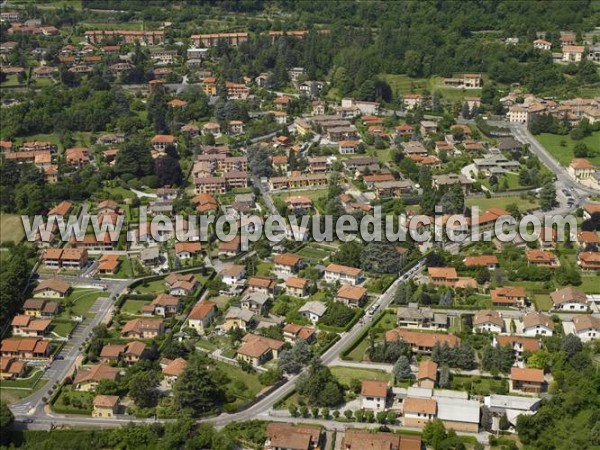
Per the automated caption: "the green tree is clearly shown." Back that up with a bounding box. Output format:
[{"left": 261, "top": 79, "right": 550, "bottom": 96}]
[
  {"left": 539, "top": 183, "right": 556, "bottom": 210},
  {"left": 128, "top": 370, "right": 159, "bottom": 408},
  {"left": 173, "top": 355, "right": 225, "bottom": 416},
  {"left": 393, "top": 355, "right": 412, "bottom": 381}
]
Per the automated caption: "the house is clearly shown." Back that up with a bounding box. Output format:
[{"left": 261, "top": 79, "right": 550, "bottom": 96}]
[
  {"left": 473, "top": 310, "right": 504, "bottom": 334},
  {"left": 341, "top": 430, "right": 421, "bottom": 450},
  {"left": 464, "top": 255, "right": 498, "bottom": 270},
  {"left": 286, "top": 277, "right": 310, "bottom": 297},
  {"left": 562, "top": 45, "right": 585, "bottom": 63},
  {"left": 218, "top": 236, "right": 241, "bottom": 256},
  {"left": 174, "top": 242, "right": 202, "bottom": 260},
  {"left": 164, "top": 273, "right": 199, "bottom": 295},
  {"left": 324, "top": 264, "right": 363, "bottom": 285},
  {"left": 360, "top": 380, "right": 389, "bottom": 412},
  {"left": 192, "top": 193, "right": 218, "bottom": 213},
  {"left": 220, "top": 264, "right": 246, "bottom": 286},
  {"left": 417, "top": 360, "right": 438, "bottom": 389},
  {"left": 65, "top": 147, "right": 91, "bottom": 167},
  {"left": 264, "top": 423, "right": 322, "bottom": 450},
  {"left": 403, "top": 397, "right": 437, "bottom": 427},
  {"left": 240, "top": 292, "right": 270, "bottom": 314},
  {"left": 97, "top": 254, "right": 121, "bottom": 275},
  {"left": 151, "top": 134, "right": 176, "bottom": 152},
  {"left": 22, "top": 299, "right": 60, "bottom": 317},
  {"left": 550, "top": 286, "right": 588, "bottom": 311},
  {"left": 286, "top": 196, "right": 313, "bottom": 215},
  {"left": 33, "top": 278, "right": 71, "bottom": 298},
  {"left": 335, "top": 284, "right": 367, "bottom": 307},
  {"left": 92, "top": 395, "right": 119, "bottom": 418},
  {"left": 385, "top": 329, "right": 460, "bottom": 355},
  {"left": 247, "top": 276, "right": 277, "bottom": 295},
  {"left": 298, "top": 301, "right": 327, "bottom": 324},
  {"left": 121, "top": 319, "right": 164, "bottom": 339},
  {"left": 572, "top": 314, "right": 600, "bottom": 342},
  {"left": 338, "top": 140, "right": 361, "bottom": 155},
  {"left": 162, "top": 357, "right": 186, "bottom": 385},
  {"left": 495, "top": 335, "right": 541, "bottom": 362},
  {"left": 403, "top": 93, "right": 424, "bottom": 110},
  {"left": 396, "top": 304, "right": 448, "bottom": 330},
  {"left": 222, "top": 307, "right": 254, "bottom": 331},
  {"left": 273, "top": 253, "right": 302, "bottom": 275},
  {"left": 432, "top": 173, "right": 473, "bottom": 194},
  {"left": 491, "top": 286, "right": 527, "bottom": 308},
  {"left": 123, "top": 341, "right": 146, "bottom": 365},
  {"left": 0, "top": 357, "right": 27, "bottom": 380},
  {"left": 579, "top": 252, "right": 600, "bottom": 271},
  {"left": 420, "top": 120, "right": 438, "bottom": 135},
  {"left": 236, "top": 334, "right": 284, "bottom": 367},
  {"left": 143, "top": 294, "right": 181, "bottom": 317},
  {"left": 583, "top": 203, "right": 600, "bottom": 220},
  {"left": 99, "top": 344, "right": 126, "bottom": 364},
  {"left": 428, "top": 267, "right": 458, "bottom": 287},
  {"left": 140, "top": 246, "right": 161, "bottom": 266},
  {"left": 577, "top": 231, "right": 600, "bottom": 248},
  {"left": 228, "top": 120, "right": 245, "bottom": 135},
  {"left": 484, "top": 394, "right": 541, "bottom": 431},
  {"left": 0, "top": 338, "right": 51, "bottom": 359},
  {"left": 568, "top": 158, "right": 596, "bottom": 182},
  {"left": 74, "top": 364, "right": 120, "bottom": 391},
  {"left": 11, "top": 315, "right": 51, "bottom": 337},
  {"left": 511, "top": 367, "right": 546, "bottom": 394},
  {"left": 526, "top": 250, "right": 558, "bottom": 268},
  {"left": 282, "top": 324, "right": 316, "bottom": 344},
  {"left": 522, "top": 312, "right": 554, "bottom": 337},
  {"left": 436, "top": 397, "right": 481, "bottom": 433}
]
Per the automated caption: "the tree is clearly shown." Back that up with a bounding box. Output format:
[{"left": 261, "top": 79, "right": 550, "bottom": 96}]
[
  {"left": 154, "top": 155, "right": 183, "bottom": 187},
  {"left": 393, "top": 356, "right": 412, "bottom": 381},
  {"left": 0, "top": 401, "right": 13, "bottom": 442},
  {"left": 332, "top": 240, "right": 362, "bottom": 268},
  {"left": 499, "top": 413, "right": 510, "bottom": 431},
  {"left": 296, "top": 359, "right": 343, "bottom": 407},
  {"left": 561, "top": 334, "right": 582, "bottom": 360},
  {"left": 173, "top": 355, "right": 225, "bottom": 416},
  {"left": 360, "top": 242, "right": 403, "bottom": 274},
  {"left": 539, "top": 183, "right": 556, "bottom": 210},
  {"left": 128, "top": 370, "right": 159, "bottom": 408},
  {"left": 358, "top": 79, "right": 377, "bottom": 101},
  {"left": 422, "top": 419, "right": 447, "bottom": 448},
  {"left": 278, "top": 340, "right": 312, "bottom": 373},
  {"left": 439, "top": 365, "right": 451, "bottom": 388}
]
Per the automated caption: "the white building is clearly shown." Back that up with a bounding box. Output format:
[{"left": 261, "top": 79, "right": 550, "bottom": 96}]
[
  {"left": 473, "top": 310, "right": 504, "bottom": 334},
  {"left": 522, "top": 312, "right": 554, "bottom": 337},
  {"left": 298, "top": 301, "right": 327, "bottom": 324},
  {"left": 572, "top": 315, "right": 600, "bottom": 342},
  {"left": 360, "top": 380, "right": 388, "bottom": 412}
]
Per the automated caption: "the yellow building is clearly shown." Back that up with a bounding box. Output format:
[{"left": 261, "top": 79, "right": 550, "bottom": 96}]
[{"left": 92, "top": 395, "right": 119, "bottom": 418}]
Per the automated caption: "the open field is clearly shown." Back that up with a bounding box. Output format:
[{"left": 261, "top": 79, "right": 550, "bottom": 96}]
[
  {"left": 379, "top": 73, "right": 485, "bottom": 103},
  {"left": 536, "top": 132, "right": 600, "bottom": 166},
  {"left": 272, "top": 189, "right": 329, "bottom": 203},
  {"left": 451, "top": 375, "right": 508, "bottom": 396},
  {"left": 466, "top": 195, "right": 538, "bottom": 212},
  {"left": 60, "top": 288, "right": 105, "bottom": 319},
  {"left": 121, "top": 298, "right": 150, "bottom": 315},
  {"left": 213, "top": 360, "right": 268, "bottom": 408},
  {"left": 293, "top": 245, "right": 332, "bottom": 264},
  {"left": 0, "top": 214, "right": 25, "bottom": 244},
  {"left": 330, "top": 366, "right": 391, "bottom": 387}
]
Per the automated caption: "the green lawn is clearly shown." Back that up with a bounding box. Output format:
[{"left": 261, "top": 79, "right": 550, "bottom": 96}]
[
  {"left": 536, "top": 131, "right": 600, "bottom": 166},
  {"left": 330, "top": 366, "right": 391, "bottom": 387},
  {"left": 0, "top": 368, "right": 44, "bottom": 389},
  {"left": 451, "top": 375, "right": 508, "bottom": 396},
  {"left": 466, "top": 195, "right": 538, "bottom": 212},
  {"left": 50, "top": 320, "right": 77, "bottom": 337},
  {"left": 213, "top": 361, "right": 267, "bottom": 407},
  {"left": 0, "top": 74, "right": 24, "bottom": 87},
  {"left": 60, "top": 289, "right": 105, "bottom": 318},
  {"left": 135, "top": 279, "right": 169, "bottom": 295},
  {"left": 256, "top": 262, "right": 274, "bottom": 276},
  {"left": 18, "top": 133, "right": 63, "bottom": 151},
  {"left": 379, "top": 73, "right": 485, "bottom": 103},
  {"left": 121, "top": 298, "right": 150, "bottom": 315},
  {"left": 578, "top": 276, "right": 600, "bottom": 294},
  {"left": 533, "top": 294, "right": 553, "bottom": 311},
  {"left": 51, "top": 387, "right": 93, "bottom": 415},
  {"left": 102, "top": 185, "right": 137, "bottom": 200},
  {"left": 345, "top": 311, "right": 397, "bottom": 362},
  {"left": 0, "top": 214, "right": 25, "bottom": 244},
  {"left": 272, "top": 189, "right": 329, "bottom": 203},
  {"left": 294, "top": 245, "right": 331, "bottom": 264}
]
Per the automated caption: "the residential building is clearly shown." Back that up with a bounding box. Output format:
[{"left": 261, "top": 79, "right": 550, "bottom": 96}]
[
  {"left": 0, "top": 357, "right": 26, "bottom": 380},
  {"left": 187, "top": 301, "right": 217, "bottom": 335},
  {"left": 282, "top": 324, "right": 316, "bottom": 344},
  {"left": 533, "top": 39, "right": 552, "bottom": 50},
  {"left": 526, "top": 249, "right": 558, "bottom": 268},
  {"left": 0, "top": 338, "right": 51, "bottom": 359},
  {"left": 285, "top": 277, "right": 310, "bottom": 297},
  {"left": 22, "top": 299, "right": 60, "bottom": 317},
  {"left": 33, "top": 278, "right": 70, "bottom": 298},
  {"left": 324, "top": 264, "right": 363, "bottom": 285},
  {"left": 142, "top": 294, "right": 181, "bottom": 317},
  {"left": 236, "top": 334, "right": 284, "bottom": 367},
  {"left": 463, "top": 254, "right": 499, "bottom": 270},
  {"left": 11, "top": 315, "right": 51, "bottom": 337},
  {"left": 428, "top": 267, "right": 458, "bottom": 287},
  {"left": 298, "top": 301, "right": 327, "bottom": 324},
  {"left": 562, "top": 45, "right": 585, "bottom": 62},
  {"left": 121, "top": 319, "right": 164, "bottom": 339},
  {"left": 74, "top": 364, "right": 120, "bottom": 391},
  {"left": 511, "top": 367, "right": 546, "bottom": 394},
  {"left": 264, "top": 423, "right": 322, "bottom": 450},
  {"left": 218, "top": 236, "right": 241, "bottom": 256},
  {"left": 403, "top": 397, "right": 437, "bottom": 427},
  {"left": 550, "top": 286, "right": 588, "bottom": 311},
  {"left": 286, "top": 196, "right": 313, "bottom": 215},
  {"left": 92, "top": 395, "right": 119, "bottom": 418},
  {"left": 385, "top": 329, "right": 460, "bottom": 355},
  {"left": 222, "top": 307, "right": 254, "bottom": 331},
  {"left": 579, "top": 252, "right": 600, "bottom": 271},
  {"left": 360, "top": 380, "right": 389, "bottom": 412},
  {"left": 417, "top": 360, "right": 438, "bottom": 389},
  {"left": 341, "top": 430, "right": 421, "bottom": 450},
  {"left": 572, "top": 314, "right": 600, "bottom": 342},
  {"left": 84, "top": 30, "right": 165, "bottom": 45},
  {"left": 335, "top": 284, "right": 367, "bottom": 307},
  {"left": 174, "top": 242, "right": 202, "bottom": 260},
  {"left": 220, "top": 264, "right": 246, "bottom": 286},
  {"left": 273, "top": 253, "right": 302, "bottom": 275},
  {"left": 432, "top": 173, "right": 473, "bottom": 194},
  {"left": 396, "top": 304, "right": 448, "bottom": 330},
  {"left": 162, "top": 357, "right": 186, "bottom": 385},
  {"left": 484, "top": 394, "right": 541, "bottom": 431},
  {"left": 494, "top": 335, "right": 541, "bottom": 361},
  {"left": 240, "top": 292, "right": 270, "bottom": 314},
  {"left": 568, "top": 158, "right": 596, "bottom": 182},
  {"left": 473, "top": 310, "right": 504, "bottom": 334},
  {"left": 490, "top": 286, "right": 527, "bottom": 308},
  {"left": 522, "top": 312, "right": 554, "bottom": 337}
]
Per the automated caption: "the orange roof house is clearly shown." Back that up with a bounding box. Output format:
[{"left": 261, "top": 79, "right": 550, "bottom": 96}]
[{"left": 385, "top": 328, "right": 460, "bottom": 354}]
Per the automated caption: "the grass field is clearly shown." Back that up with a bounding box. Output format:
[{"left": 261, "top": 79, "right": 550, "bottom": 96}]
[
  {"left": 466, "top": 195, "right": 538, "bottom": 212},
  {"left": 294, "top": 245, "right": 331, "bottom": 264},
  {"left": 330, "top": 366, "right": 391, "bottom": 387},
  {"left": 103, "top": 185, "right": 137, "bottom": 200},
  {"left": 451, "top": 375, "right": 508, "bottom": 396},
  {"left": 536, "top": 131, "right": 600, "bottom": 166},
  {"left": 272, "top": 189, "right": 329, "bottom": 204},
  {"left": 0, "top": 214, "right": 25, "bottom": 244},
  {"left": 60, "top": 288, "right": 105, "bottom": 318},
  {"left": 121, "top": 298, "right": 150, "bottom": 315},
  {"left": 213, "top": 360, "right": 267, "bottom": 408},
  {"left": 533, "top": 294, "right": 553, "bottom": 311},
  {"left": 379, "top": 73, "right": 484, "bottom": 103},
  {"left": 50, "top": 320, "right": 77, "bottom": 337},
  {"left": 345, "top": 311, "right": 397, "bottom": 362}
]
